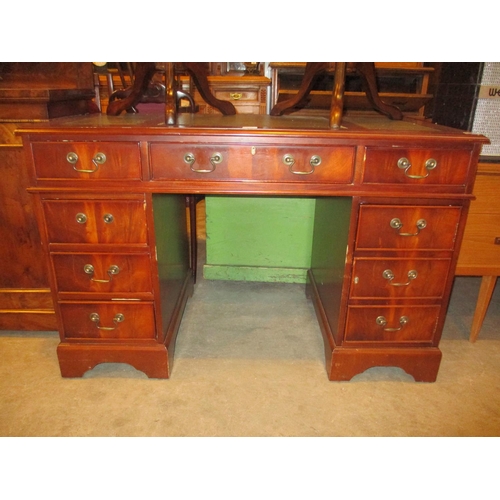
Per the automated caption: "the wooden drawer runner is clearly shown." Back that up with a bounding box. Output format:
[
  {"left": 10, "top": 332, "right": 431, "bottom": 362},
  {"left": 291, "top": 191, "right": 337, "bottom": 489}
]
[
  {"left": 363, "top": 148, "right": 471, "bottom": 185},
  {"left": 356, "top": 205, "right": 462, "bottom": 251},
  {"left": 59, "top": 302, "right": 156, "bottom": 340},
  {"left": 345, "top": 305, "right": 441, "bottom": 343},
  {"left": 43, "top": 199, "right": 148, "bottom": 244},
  {"left": 32, "top": 142, "right": 142, "bottom": 180},
  {"left": 350, "top": 257, "right": 451, "bottom": 299},
  {"left": 52, "top": 252, "right": 153, "bottom": 294},
  {"left": 150, "top": 144, "right": 354, "bottom": 183}
]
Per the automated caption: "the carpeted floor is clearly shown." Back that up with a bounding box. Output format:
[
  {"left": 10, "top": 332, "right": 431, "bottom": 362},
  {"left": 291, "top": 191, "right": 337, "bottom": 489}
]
[{"left": 0, "top": 274, "right": 499, "bottom": 437}]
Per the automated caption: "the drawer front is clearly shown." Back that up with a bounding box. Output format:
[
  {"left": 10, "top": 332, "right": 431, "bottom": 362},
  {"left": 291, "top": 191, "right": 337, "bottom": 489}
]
[
  {"left": 150, "top": 144, "right": 354, "bottom": 183},
  {"left": 32, "top": 142, "right": 142, "bottom": 180},
  {"left": 52, "top": 253, "right": 153, "bottom": 293},
  {"left": 356, "top": 205, "right": 462, "bottom": 251},
  {"left": 457, "top": 214, "right": 500, "bottom": 268},
  {"left": 214, "top": 90, "right": 259, "bottom": 102},
  {"left": 43, "top": 199, "right": 148, "bottom": 244},
  {"left": 363, "top": 148, "right": 471, "bottom": 185},
  {"left": 345, "top": 305, "right": 440, "bottom": 343},
  {"left": 60, "top": 302, "right": 156, "bottom": 340},
  {"left": 350, "top": 257, "right": 451, "bottom": 299}
]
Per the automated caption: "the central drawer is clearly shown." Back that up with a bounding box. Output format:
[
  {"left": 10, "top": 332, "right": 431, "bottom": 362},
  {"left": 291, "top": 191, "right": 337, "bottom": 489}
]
[{"left": 150, "top": 143, "right": 355, "bottom": 183}]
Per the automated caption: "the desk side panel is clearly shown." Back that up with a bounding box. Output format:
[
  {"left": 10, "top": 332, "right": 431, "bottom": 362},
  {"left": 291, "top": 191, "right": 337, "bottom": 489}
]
[
  {"left": 151, "top": 194, "right": 191, "bottom": 345},
  {"left": 310, "top": 197, "right": 353, "bottom": 345}
]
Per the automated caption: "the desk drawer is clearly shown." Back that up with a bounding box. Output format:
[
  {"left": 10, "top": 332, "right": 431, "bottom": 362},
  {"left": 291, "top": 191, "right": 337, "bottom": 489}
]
[
  {"left": 60, "top": 302, "right": 156, "bottom": 340},
  {"left": 32, "top": 142, "right": 142, "bottom": 180},
  {"left": 52, "top": 252, "right": 153, "bottom": 294},
  {"left": 150, "top": 144, "right": 354, "bottom": 183},
  {"left": 214, "top": 90, "right": 259, "bottom": 102},
  {"left": 43, "top": 199, "right": 148, "bottom": 244},
  {"left": 345, "top": 305, "right": 440, "bottom": 343},
  {"left": 363, "top": 148, "right": 471, "bottom": 185},
  {"left": 350, "top": 257, "right": 451, "bottom": 299},
  {"left": 355, "top": 205, "right": 461, "bottom": 251}
]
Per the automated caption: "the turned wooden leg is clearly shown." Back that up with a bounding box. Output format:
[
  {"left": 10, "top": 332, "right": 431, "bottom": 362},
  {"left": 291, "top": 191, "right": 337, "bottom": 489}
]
[
  {"left": 356, "top": 62, "right": 403, "bottom": 120},
  {"left": 107, "top": 62, "right": 157, "bottom": 116},
  {"left": 270, "top": 62, "right": 328, "bottom": 116},
  {"left": 184, "top": 62, "right": 236, "bottom": 116},
  {"left": 470, "top": 275, "right": 497, "bottom": 342}
]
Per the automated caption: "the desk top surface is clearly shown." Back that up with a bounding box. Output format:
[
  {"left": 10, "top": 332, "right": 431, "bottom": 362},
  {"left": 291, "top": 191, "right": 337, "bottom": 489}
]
[{"left": 17, "top": 113, "right": 489, "bottom": 145}]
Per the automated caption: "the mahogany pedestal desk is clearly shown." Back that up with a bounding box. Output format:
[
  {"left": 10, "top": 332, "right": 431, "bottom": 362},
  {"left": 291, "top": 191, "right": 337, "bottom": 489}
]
[{"left": 19, "top": 113, "right": 487, "bottom": 381}]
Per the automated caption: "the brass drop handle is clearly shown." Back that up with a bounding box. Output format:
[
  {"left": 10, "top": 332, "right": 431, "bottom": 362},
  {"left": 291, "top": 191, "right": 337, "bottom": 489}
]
[
  {"left": 283, "top": 154, "right": 321, "bottom": 175},
  {"left": 230, "top": 92, "right": 242, "bottom": 100},
  {"left": 66, "top": 152, "right": 106, "bottom": 173},
  {"left": 390, "top": 218, "right": 427, "bottom": 236},
  {"left": 376, "top": 315, "right": 409, "bottom": 332},
  {"left": 84, "top": 264, "right": 120, "bottom": 283},
  {"left": 89, "top": 312, "right": 124, "bottom": 330},
  {"left": 397, "top": 157, "right": 437, "bottom": 179},
  {"left": 383, "top": 269, "right": 418, "bottom": 286},
  {"left": 184, "top": 152, "right": 222, "bottom": 173}
]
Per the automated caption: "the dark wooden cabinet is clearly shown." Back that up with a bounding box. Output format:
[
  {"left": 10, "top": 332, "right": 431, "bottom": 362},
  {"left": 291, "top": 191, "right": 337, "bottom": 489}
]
[
  {"left": 0, "top": 63, "right": 95, "bottom": 330},
  {"left": 19, "top": 113, "right": 487, "bottom": 381}
]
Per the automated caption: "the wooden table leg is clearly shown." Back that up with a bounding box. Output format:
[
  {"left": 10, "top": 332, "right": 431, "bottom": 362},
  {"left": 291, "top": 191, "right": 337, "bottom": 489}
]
[{"left": 470, "top": 275, "right": 497, "bottom": 342}]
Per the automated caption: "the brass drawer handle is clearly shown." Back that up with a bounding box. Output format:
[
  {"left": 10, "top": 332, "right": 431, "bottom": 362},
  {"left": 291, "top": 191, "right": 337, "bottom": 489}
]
[
  {"left": 184, "top": 152, "right": 222, "bottom": 173},
  {"left": 89, "top": 312, "right": 124, "bottom": 330},
  {"left": 397, "top": 157, "right": 437, "bottom": 179},
  {"left": 376, "top": 315, "right": 409, "bottom": 332},
  {"left": 283, "top": 154, "right": 321, "bottom": 175},
  {"left": 382, "top": 269, "right": 418, "bottom": 286},
  {"left": 103, "top": 213, "right": 114, "bottom": 224},
  {"left": 390, "top": 218, "right": 427, "bottom": 236},
  {"left": 84, "top": 264, "right": 120, "bottom": 283},
  {"left": 230, "top": 92, "right": 242, "bottom": 100},
  {"left": 66, "top": 152, "right": 106, "bottom": 173},
  {"left": 76, "top": 212, "right": 114, "bottom": 224},
  {"left": 75, "top": 213, "right": 87, "bottom": 224}
]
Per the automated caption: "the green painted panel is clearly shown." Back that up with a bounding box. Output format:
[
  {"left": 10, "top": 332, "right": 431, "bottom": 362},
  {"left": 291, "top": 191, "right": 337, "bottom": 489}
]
[{"left": 204, "top": 196, "right": 316, "bottom": 283}]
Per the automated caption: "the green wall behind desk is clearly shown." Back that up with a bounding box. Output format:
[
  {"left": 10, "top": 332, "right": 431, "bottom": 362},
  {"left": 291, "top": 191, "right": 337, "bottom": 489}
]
[{"left": 204, "top": 196, "right": 316, "bottom": 283}]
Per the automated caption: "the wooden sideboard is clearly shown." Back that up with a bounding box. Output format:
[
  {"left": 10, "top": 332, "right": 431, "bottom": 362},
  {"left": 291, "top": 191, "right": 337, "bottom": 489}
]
[
  {"left": 18, "top": 113, "right": 487, "bottom": 381},
  {"left": 456, "top": 161, "right": 500, "bottom": 341},
  {"left": 179, "top": 75, "right": 270, "bottom": 115}
]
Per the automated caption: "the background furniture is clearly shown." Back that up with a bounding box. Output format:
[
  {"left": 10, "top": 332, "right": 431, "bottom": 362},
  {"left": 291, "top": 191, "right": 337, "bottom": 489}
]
[
  {"left": 270, "top": 62, "right": 435, "bottom": 117},
  {"left": 19, "top": 113, "right": 486, "bottom": 382},
  {"left": 0, "top": 62, "right": 95, "bottom": 330},
  {"left": 431, "top": 63, "right": 500, "bottom": 341},
  {"left": 456, "top": 161, "right": 500, "bottom": 341}
]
